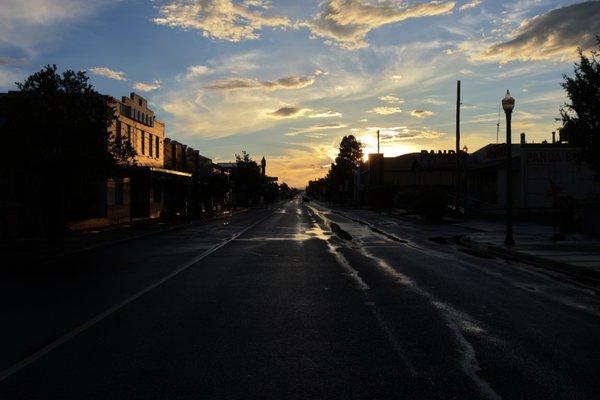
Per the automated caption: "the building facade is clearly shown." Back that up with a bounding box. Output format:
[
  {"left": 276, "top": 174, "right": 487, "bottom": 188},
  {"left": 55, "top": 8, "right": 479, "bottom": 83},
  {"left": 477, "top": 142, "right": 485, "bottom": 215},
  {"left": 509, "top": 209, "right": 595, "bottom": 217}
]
[
  {"left": 468, "top": 140, "right": 599, "bottom": 210},
  {"left": 356, "top": 134, "right": 599, "bottom": 215},
  {"left": 113, "top": 92, "right": 164, "bottom": 168},
  {"left": 102, "top": 93, "right": 169, "bottom": 225},
  {"left": 71, "top": 93, "right": 196, "bottom": 229}
]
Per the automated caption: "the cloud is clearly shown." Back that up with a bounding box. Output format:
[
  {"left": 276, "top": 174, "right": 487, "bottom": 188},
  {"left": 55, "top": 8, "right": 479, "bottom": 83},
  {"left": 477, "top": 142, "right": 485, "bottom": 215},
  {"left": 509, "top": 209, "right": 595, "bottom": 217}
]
[
  {"left": 423, "top": 98, "right": 447, "bottom": 105},
  {"left": 156, "top": 40, "right": 465, "bottom": 140},
  {"left": 369, "top": 106, "right": 402, "bottom": 115},
  {"left": 0, "top": 67, "right": 21, "bottom": 87},
  {"left": 265, "top": 145, "right": 337, "bottom": 188},
  {"left": 132, "top": 80, "right": 163, "bottom": 92},
  {"left": 159, "top": 90, "right": 282, "bottom": 138},
  {"left": 269, "top": 106, "right": 344, "bottom": 120},
  {"left": 300, "top": 0, "right": 456, "bottom": 49},
  {"left": 243, "top": 0, "right": 271, "bottom": 8},
  {"left": 382, "top": 128, "right": 444, "bottom": 141},
  {"left": 0, "top": 0, "right": 111, "bottom": 55},
  {"left": 411, "top": 109, "right": 435, "bottom": 118},
  {"left": 467, "top": 1, "right": 600, "bottom": 63},
  {"left": 184, "top": 64, "right": 213, "bottom": 78},
  {"left": 268, "top": 106, "right": 311, "bottom": 119},
  {"left": 459, "top": 0, "right": 481, "bottom": 11},
  {"left": 365, "top": 126, "right": 444, "bottom": 141},
  {"left": 153, "top": 0, "right": 290, "bottom": 42},
  {"left": 379, "top": 94, "right": 403, "bottom": 103},
  {"left": 0, "top": 57, "right": 27, "bottom": 66},
  {"left": 309, "top": 110, "right": 342, "bottom": 118},
  {"left": 311, "top": 122, "right": 347, "bottom": 129},
  {"left": 467, "top": 112, "right": 499, "bottom": 124},
  {"left": 263, "top": 75, "right": 315, "bottom": 89},
  {"left": 88, "top": 67, "right": 126, "bottom": 81},
  {"left": 203, "top": 74, "right": 315, "bottom": 90},
  {"left": 286, "top": 122, "right": 348, "bottom": 136},
  {"left": 215, "top": 50, "right": 263, "bottom": 74}
]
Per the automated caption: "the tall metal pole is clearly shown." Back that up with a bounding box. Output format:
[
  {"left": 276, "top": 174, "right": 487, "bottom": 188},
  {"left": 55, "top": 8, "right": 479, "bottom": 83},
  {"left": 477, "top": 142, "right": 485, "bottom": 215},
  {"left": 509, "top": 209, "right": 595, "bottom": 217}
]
[
  {"left": 455, "top": 80, "right": 461, "bottom": 215},
  {"left": 377, "top": 130, "right": 380, "bottom": 154},
  {"left": 505, "top": 109, "right": 515, "bottom": 245}
]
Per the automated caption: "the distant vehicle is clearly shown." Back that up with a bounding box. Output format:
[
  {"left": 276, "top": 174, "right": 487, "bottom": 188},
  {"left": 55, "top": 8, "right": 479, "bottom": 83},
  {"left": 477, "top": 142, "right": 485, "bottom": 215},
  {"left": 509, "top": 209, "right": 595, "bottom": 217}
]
[{"left": 301, "top": 196, "right": 310, "bottom": 203}]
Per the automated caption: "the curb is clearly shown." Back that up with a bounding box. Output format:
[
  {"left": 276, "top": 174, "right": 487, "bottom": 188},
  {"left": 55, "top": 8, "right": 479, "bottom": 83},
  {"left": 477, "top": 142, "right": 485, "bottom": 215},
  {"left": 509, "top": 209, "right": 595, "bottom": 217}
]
[
  {"left": 330, "top": 209, "right": 415, "bottom": 247},
  {"left": 330, "top": 203, "right": 600, "bottom": 290},
  {"left": 458, "top": 235, "right": 600, "bottom": 289},
  {"left": 312, "top": 202, "right": 600, "bottom": 290},
  {"left": 68, "top": 208, "right": 252, "bottom": 255},
  {"left": 5, "top": 209, "right": 251, "bottom": 264}
]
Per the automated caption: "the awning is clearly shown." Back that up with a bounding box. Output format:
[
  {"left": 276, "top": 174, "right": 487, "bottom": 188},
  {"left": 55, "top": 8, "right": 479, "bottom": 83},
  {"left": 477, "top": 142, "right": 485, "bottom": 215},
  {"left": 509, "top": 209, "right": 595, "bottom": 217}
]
[{"left": 149, "top": 167, "right": 193, "bottom": 177}]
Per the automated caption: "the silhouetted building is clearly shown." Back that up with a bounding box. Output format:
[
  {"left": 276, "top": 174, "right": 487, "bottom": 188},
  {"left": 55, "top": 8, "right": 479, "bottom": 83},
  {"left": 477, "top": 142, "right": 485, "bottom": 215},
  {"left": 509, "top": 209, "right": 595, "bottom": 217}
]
[
  {"left": 356, "top": 134, "right": 600, "bottom": 215},
  {"left": 468, "top": 136, "right": 599, "bottom": 211},
  {"left": 162, "top": 138, "right": 219, "bottom": 216},
  {"left": 217, "top": 157, "right": 277, "bottom": 206},
  {"left": 356, "top": 149, "right": 465, "bottom": 201}
]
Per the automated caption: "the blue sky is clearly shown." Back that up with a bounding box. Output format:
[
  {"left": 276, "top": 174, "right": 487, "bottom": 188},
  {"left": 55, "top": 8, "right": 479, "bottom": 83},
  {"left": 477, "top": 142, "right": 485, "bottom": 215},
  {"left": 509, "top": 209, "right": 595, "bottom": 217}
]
[{"left": 1, "top": 0, "right": 599, "bottom": 187}]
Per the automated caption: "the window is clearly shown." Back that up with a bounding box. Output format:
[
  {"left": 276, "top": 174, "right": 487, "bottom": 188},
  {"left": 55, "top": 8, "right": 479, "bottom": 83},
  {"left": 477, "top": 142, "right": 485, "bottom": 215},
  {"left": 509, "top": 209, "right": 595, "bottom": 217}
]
[
  {"left": 138, "top": 98, "right": 142, "bottom": 106},
  {"left": 155, "top": 136, "right": 160, "bottom": 158},
  {"left": 148, "top": 133, "right": 153, "bottom": 158},
  {"left": 127, "top": 124, "right": 132, "bottom": 142},
  {"left": 116, "top": 121, "right": 121, "bottom": 138},
  {"left": 141, "top": 131, "right": 145, "bottom": 155},
  {"left": 115, "top": 178, "right": 124, "bottom": 205},
  {"left": 142, "top": 113, "right": 145, "bottom": 124}
]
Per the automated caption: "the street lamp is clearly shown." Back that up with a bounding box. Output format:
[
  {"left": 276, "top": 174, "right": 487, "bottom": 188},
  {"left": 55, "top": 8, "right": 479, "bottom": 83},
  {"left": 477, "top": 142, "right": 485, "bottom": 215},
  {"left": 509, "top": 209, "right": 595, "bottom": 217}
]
[{"left": 502, "top": 90, "right": 515, "bottom": 246}]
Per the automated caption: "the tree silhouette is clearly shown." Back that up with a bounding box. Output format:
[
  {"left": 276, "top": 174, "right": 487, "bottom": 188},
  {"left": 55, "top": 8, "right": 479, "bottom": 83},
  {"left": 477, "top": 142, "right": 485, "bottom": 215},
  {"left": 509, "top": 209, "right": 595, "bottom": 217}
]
[
  {"left": 326, "top": 135, "right": 363, "bottom": 202},
  {"left": 560, "top": 36, "right": 600, "bottom": 174},
  {"left": 1, "top": 65, "right": 135, "bottom": 238}
]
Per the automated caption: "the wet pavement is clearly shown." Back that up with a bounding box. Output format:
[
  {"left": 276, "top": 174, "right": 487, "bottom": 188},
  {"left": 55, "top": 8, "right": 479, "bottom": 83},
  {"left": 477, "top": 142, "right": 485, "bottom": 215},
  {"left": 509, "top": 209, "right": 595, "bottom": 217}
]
[{"left": 1, "top": 199, "right": 599, "bottom": 399}]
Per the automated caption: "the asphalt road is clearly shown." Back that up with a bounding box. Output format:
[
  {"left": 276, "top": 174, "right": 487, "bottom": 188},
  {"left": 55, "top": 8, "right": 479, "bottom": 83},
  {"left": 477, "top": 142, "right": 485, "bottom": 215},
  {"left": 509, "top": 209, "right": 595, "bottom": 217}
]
[{"left": 1, "top": 199, "right": 599, "bottom": 399}]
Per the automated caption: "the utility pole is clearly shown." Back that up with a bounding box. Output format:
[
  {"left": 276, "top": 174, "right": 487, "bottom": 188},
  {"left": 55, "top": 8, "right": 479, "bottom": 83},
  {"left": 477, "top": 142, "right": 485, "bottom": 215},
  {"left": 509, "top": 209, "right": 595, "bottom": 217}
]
[
  {"left": 455, "top": 80, "right": 461, "bottom": 215},
  {"left": 377, "top": 130, "right": 380, "bottom": 154}
]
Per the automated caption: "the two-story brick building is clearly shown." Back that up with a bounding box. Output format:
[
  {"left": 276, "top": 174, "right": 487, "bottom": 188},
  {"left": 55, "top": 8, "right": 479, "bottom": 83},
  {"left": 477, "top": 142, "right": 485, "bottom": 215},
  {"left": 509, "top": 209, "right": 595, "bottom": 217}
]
[{"left": 71, "top": 93, "right": 194, "bottom": 229}]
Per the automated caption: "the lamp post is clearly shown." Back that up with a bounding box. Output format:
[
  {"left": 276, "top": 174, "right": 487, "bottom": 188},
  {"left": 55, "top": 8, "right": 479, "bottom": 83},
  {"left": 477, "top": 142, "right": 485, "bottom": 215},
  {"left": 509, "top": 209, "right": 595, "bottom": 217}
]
[{"left": 502, "top": 90, "right": 515, "bottom": 246}]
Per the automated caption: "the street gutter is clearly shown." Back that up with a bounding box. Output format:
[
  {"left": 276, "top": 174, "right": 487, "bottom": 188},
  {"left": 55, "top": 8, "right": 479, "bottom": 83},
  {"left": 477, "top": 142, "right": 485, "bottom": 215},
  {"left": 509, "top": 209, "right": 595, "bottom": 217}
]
[
  {"left": 2, "top": 208, "right": 251, "bottom": 265},
  {"left": 321, "top": 203, "right": 600, "bottom": 291}
]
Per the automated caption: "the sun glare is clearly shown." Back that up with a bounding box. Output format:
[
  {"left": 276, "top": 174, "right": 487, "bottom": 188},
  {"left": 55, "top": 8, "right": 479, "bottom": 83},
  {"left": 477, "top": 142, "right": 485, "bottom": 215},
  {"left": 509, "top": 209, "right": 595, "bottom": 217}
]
[{"left": 358, "top": 134, "right": 416, "bottom": 161}]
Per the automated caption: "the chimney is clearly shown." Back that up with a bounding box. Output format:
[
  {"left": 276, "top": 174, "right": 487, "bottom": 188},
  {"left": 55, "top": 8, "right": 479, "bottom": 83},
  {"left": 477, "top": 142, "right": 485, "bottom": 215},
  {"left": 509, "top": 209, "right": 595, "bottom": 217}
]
[
  {"left": 520, "top": 133, "right": 526, "bottom": 144},
  {"left": 552, "top": 131, "right": 556, "bottom": 144}
]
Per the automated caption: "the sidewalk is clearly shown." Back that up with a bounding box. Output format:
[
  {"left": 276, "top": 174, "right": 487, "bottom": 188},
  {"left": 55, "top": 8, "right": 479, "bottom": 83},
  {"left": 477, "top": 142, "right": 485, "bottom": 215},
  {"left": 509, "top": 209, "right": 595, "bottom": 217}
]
[
  {"left": 1, "top": 209, "right": 248, "bottom": 264},
  {"left": 457, "top": 219, "right": 600, "bottom": 287}
]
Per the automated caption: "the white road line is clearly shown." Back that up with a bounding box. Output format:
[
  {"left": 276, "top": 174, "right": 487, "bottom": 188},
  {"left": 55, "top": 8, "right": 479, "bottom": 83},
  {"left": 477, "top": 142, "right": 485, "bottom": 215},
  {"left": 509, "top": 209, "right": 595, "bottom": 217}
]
[
  {"left": 309, "top": 204, "right": 502, "bottom": 399},
  {"left": 0, "top": 212, "right": 272, "bottom": 383},
  {"left": 305, "top": 205, "right": 418, "bottom": 377}
]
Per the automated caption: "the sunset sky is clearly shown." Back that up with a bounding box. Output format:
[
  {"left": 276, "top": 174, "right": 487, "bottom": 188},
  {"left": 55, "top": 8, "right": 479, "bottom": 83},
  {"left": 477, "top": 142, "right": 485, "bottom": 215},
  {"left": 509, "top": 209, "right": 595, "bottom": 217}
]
[{"left": 1, "top": 0, "right": 599, "bottom": 187}]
